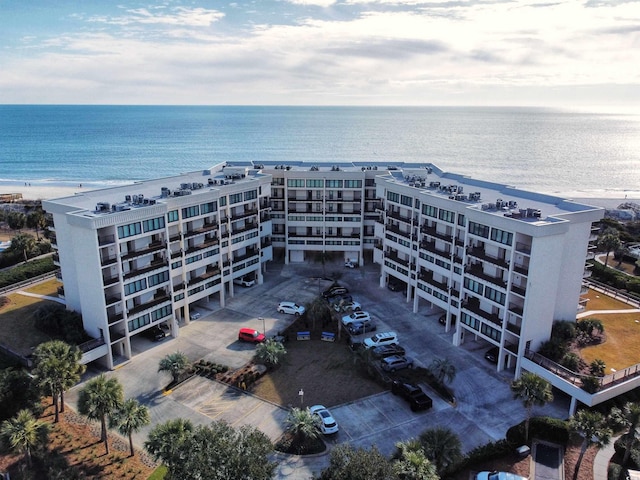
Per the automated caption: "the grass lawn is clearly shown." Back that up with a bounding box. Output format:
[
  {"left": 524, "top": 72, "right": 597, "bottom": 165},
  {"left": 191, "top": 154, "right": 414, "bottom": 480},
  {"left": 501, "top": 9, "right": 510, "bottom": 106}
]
[
  {"left": 23, "top": 277, "right": 61, "bottom": 297},
  {"left": 579, "top": 288, "right": 640, "bottom": 371},
  {"left": 251, "top": 338, "right": 385, "bottom": 408},
  {"left": 0, "top": 291, "right": 57, "bottom": 356}
]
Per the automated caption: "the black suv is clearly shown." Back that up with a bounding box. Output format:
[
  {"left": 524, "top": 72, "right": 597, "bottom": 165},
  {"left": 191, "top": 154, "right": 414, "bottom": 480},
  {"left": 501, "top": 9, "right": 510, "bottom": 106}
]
[
  {"left": 391, "top": 380, "right": 433, "bottom": 411},
  {"left": 322, "top": 285, "right": 349, "bottom": 299},
  {"left": 143, "top": 325, "right": 166, "bottom": 342}
]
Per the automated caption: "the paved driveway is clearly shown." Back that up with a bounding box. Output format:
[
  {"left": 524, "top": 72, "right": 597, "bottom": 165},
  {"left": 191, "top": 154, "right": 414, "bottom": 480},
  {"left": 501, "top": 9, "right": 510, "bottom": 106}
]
[{"left": 66, "top": 261, "right": 569, "bottom": 479}]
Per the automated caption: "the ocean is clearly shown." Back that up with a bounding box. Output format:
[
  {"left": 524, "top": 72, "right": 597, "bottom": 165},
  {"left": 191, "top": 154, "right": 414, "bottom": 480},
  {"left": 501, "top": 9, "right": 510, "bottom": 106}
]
[{"left": 1, "top": 105, "right": 639, "bottom": 198}]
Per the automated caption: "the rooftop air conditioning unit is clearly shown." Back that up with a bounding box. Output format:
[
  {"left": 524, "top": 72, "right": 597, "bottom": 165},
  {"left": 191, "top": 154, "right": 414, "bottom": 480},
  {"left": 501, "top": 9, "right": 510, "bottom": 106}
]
[
  {"left": 96, "top": 202, "right": 110, "bottom": 212},
  {"left": 125, "top": 195, "right": 131, "bottom": 202}
]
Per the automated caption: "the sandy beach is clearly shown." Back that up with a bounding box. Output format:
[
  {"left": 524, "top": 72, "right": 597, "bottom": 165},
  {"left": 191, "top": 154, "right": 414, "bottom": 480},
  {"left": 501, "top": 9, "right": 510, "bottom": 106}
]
[{"left": 1, "top": 181, "right": 639, "bottom": 210}]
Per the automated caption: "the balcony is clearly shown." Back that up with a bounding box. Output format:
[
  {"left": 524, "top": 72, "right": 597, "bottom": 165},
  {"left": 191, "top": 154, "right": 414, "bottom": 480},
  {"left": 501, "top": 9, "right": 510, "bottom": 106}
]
[
  {"left": 386, "top": 223, "right": 411, "bottom": 239},
  {"left": 121, "top": 241, "right": 165, "bottom": 260},
  {"left": 465, "top": 264, "right": 507, "bottom": 288},
  {"left": 513, "top": 262, "right": 529, "bottom": 275},
  {"left": 169, "top": 233, "right": 182, "bottom": 243},
  {"left": 52, "top": 253, "right": 60, "bottom": 264},
  {"left": 261, "top": 238, "right": 272, "bottom": 248},
  {"left": 511, "top": 284, "right": 527, "bottom": 297},
  {"left": 420, "top": 241, "right": 452, "bottom": 260},
  {"left": 122, "top": 259, "right": 168, "bottom": 280},
  {"left": 127, "top": 293, "right": 171, "bottom": 316},
  {"left": 508, "top": 303, "right": 524, "bottom": 316},
  {"left": 466, "top": 246, "right": 509, "bottom": 269},
  {"left": 100, "top": 254, "right": 118, "bottom": 266},
  {"left": 231, "top": 208, "right": 258, "bottom": 221},
  {"left": 462, "top": 299, "right": 503, "bottom": 328},
  {"left": 105, "top": 293, "right": 121, "bottom": 305},
  {"left": 418, "top": 271, "right": 449, "bottom": 292},
  {"left": 108, "top": 312, "right": 124, "bottom": 325},
  {"left": 233, "top": 250, "right": 259, "bottom": 263},
  {"left": 185, "top": 237, "right": 219, "bottom": 255},
  {"left": 515, "top": 242, "right": 532, "bottom": 255},
  {"left": 421, "top": 224, "right": 453, "bottom": 243},
  {"left": 386, "top": 210, "right": 414, "bottom": 224},
  {"left": 232, "top": 223, "right": 258, "bottom": 236},
  {"left": 184, "top": 222, "right": 218, "bottom": 239},
  {"left": 385, "top": 251, "right": 409, "bottom": 267},
  {"left": 506, "top": 322, "right": 522, "bottom": 335},
  {"left": 98, "top": 234, "right": 115, "bottom": 246},
  {"left": 188, "top": 267, "right": 221, "bottom": 286},
  {"left": 102, "top": 274, "right": 120, "bottom": 286},
  {"left": 260, "top": 212, "right": 271, "bottom": 222}
]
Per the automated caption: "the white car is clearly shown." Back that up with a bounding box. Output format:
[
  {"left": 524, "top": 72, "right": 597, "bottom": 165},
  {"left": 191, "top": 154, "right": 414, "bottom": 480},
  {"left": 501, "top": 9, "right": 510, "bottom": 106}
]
[
  {"left": 189, "top": 311, "right": 201, "bottom": 320},
  {"left": 309, "top": 405, "right": 339, "bottom": 435},
  {"left": 233, "top": 276, "right": 255, "bottom": 287},
  {"left": 474, "top": 472, "right": 527, "bottom": 480},
  {"left": 333, "top": 300, "right": 362, "bottom": 313},
  {"left": 363, "top": 331, "right": 399, "bottom": 349},
  {"left": 344, "top": 260, "right": 357, "bottom": 268},
  {"left": 277, "top": 301, "right": 305, "bottom": 316},
  {"left": 341, "top": 311, "right": 371, "bottom": 326}
]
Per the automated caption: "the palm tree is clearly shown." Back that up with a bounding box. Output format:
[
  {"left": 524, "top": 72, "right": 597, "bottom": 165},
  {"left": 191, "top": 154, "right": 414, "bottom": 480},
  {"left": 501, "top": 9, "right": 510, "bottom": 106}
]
[
  {"left": 255, "top": 338, "right": 287, "bottom": 369},
  {"left": 599, "top": 229, "right": 621, "bottom": 268},
  {"left": 284, "top": 407, "right": 320, "bottom": 448},
  {"left": 158, "top": 351, "right": 190, "bottom": 385},
  {"left": 145, "top": 418, "right": 194, "bottom": 470},
  {"left": 510, "top": 372, "right": 553, "bottom": 441},
  {"left": 429, "top": 358, "right": 456, "bottom": 385},
  {"left": 0, "top": 409, "right": 49, "bottom": 468},
  {"left": 419, "top": 426, "right": 462, "bottom": 476},
  {"left": 393, "top": 439, "right": 438, "bottom": 480},
  {"left": 569, "top": 409, "right": 612, "bottom": 480},
  {"left": 77, "top": 374, "right": 124, "bottom": 454},
  {"left": 609, "top": 402, "right": 640, "bottom": 475},
  {"left": 26, "top": 209, "right": 47, "bottom": 240},
  {"left": 32, "top": 340, "right": 86, "bottom": 422},
  {"left": 110, "top": 398, "right": 150, "bottom": 457}
]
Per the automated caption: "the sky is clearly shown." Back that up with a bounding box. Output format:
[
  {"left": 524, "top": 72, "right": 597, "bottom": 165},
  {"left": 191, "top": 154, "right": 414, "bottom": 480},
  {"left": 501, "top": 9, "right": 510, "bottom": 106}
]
[{"left": 1, "top": 0, "right": 639, "bottom": 109}]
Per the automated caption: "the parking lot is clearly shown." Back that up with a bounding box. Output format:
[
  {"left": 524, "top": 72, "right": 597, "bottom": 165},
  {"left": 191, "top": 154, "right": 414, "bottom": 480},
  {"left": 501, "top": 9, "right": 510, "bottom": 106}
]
[{"left": 66, "top": 260, "right": 569, "bottom": 479}]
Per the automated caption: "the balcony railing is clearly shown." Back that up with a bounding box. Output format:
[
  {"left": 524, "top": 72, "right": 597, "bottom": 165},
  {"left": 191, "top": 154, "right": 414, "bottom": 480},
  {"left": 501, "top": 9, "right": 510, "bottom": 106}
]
[
  {"left": 420, "top": 241, "right": 452, "bottom": 260},
  {"left": 386, "top": 210, "right": 414, "bottom": 224},
  {"left": 231, "top": 208, "right": 258, "bottom": 221},
  {"left": 421, "top": 224, "right": 453, "bottom": 242},
  {"left": 508, "top": 303, "right": 524, "bottom": 316},
  {"left": 466, "top": 247, "right": 509, "bottom": 269},
  {"left": 513, "top": 262, "right": 529, "bottom": 275},
  {"left": 232, "top": 223, "right": 258, "bottom": 236},
  {"left": 122, "top": 260, "right": 168, "bottom": 280},
  {"left": 101, "top": 255, "right": 118, "bottom": 266},
  {"left": 462, "top": 300, "right": 503, "bottom": 328},
  {"left": 98, "top": 234, "right": 115, "bottom": 246},
  {"left": 465, "top": 264, "right": 507, "bottom": 289},
  {"left": 418, "top": 272, "right": 449, "bottom": 292},
  {"left": 185, "top": 237, "right": 219, "bottom": 255},
  {"left": 121, "top": 241, "right": 165, "bottom": 260},
  {"left": 127, "top": 294, "right": 171, "bottom": 316},
  {"left": 108, "top": 312, "right": 124, "bottom": 324},
  {"left": 233, "top": 251, "right": 259, "bottom": 263},
  {"left": 184, "top": 222, "right": 218, "bottom": 239},
  {"left": 515, "top": 242, "right": 532, "bottom": 255},
  {"left": 385, "top": 252, "right": 409, "bottom": 267},
  {"left": 511, "top": 284, "right": 527, "bottom": 297}
]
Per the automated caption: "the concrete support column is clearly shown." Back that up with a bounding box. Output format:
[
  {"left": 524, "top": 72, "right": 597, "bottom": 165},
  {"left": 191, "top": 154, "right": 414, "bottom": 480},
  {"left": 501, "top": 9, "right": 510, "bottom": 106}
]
[{"left": 569, "top": 396, "right": 578, "bottom": 416}]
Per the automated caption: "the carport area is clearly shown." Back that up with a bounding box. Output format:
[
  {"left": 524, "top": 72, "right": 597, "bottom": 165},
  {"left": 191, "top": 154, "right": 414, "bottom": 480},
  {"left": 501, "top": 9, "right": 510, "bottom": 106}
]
[{"left": 66, "top": 260, "right": 570, "bottom": 478}]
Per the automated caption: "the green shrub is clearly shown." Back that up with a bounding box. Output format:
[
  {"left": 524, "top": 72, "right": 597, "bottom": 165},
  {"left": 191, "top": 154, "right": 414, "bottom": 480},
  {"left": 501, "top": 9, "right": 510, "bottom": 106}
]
[
  {"left": 552, "top": 321, "right": 577, "bottom": 342},
  {"left": 538, "top": 339, "right": 567, "bottom": 362},
  {"left": 561, "top": 352, "right": 582, "bottom": 371},
  {"left": 506, "top": 417, "right": 570, "bottom": 446},
  {"left": 0, "top": 256, "right": 57, "bottom": 287},
  {"left": 581, "top": 375, "right": 601, "bottom": 393}
]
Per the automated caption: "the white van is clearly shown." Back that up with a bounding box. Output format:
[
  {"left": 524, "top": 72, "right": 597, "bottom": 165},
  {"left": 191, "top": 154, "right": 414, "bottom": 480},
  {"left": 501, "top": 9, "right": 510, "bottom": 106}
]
[{"left": 363, "top": 331, "right": 398, "bottom": 349}]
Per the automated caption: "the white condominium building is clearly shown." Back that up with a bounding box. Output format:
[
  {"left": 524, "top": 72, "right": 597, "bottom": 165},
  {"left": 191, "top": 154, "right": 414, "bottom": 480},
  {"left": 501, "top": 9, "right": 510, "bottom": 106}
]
[{"left": 44, "top": 161, "right": 603, "bottom": 373}]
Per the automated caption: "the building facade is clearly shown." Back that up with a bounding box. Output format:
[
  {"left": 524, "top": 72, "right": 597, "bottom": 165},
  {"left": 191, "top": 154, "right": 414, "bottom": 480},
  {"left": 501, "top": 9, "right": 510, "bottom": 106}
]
[{"left": 44, "top": 161, "right": 603, "bottom": 376}]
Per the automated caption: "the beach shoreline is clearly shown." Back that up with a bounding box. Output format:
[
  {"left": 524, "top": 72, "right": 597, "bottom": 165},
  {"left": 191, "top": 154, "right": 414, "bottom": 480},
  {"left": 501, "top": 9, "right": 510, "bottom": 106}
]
[{"left": 1, "top": 181, "right": 639, "bottom": 210}]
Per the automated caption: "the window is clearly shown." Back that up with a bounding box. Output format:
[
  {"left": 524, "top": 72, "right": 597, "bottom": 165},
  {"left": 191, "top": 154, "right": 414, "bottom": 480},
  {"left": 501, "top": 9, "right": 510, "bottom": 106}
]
[
  {"left": 400, "top": 195, "right": 413, "bottom": 207},
  {"left": 326, "top": 179, "right": 343, "bottom": 188},
  {"left": 457, "top": 214, "right": 466, "bottom": 227},
  {"left": 143, "top": 216, "right": 165, "bottom": 233},
  {"left": 167, "top": 210, "right": 179, "bottom": 223},
  {"left": 468, "top": 221, "right": 490, "bottom": 238},
  {"left": 171, "top": 260, "right": 182, "bottom": 269},
  {"left": 387, "top": 191, "right": 399, "bottom": 203},
  {"left": 185, "top": 254, "right": 202, "bottom": 264},
  {"left": 219, "top": 196, "right": 227, "bottom": 207},
  {"left": 344, "top": 180, "right": 362, "bottom": 188},
  {"left": 229, "top": 193, "right": 242, "bottom": 204},
  {"left": 151, "top": 305, "right": 172, "bottom": 321},
  {"left": 287, "top": 179, "right": 305, "bottom": 187},
  {"left": 244, "top": 190, "right": 257, "bottom": 201},
  {"left": 438, "top": 209, "right": 455, "bottom": 223},
  {"left": 422, "top": 204, "right": 437, "bottom": 218},
  {"left": 128, "top": 313, "right": 150, "bottom": 332},
  {"left": 124, "top": 279, "right": 147, "bottom": 296},
  {"left": 485, "top": 285, "right": 506, "bottom": 305},
  {"left": 148, "top": 271, "right": 169, "bottom": 287},
  {"left": 306, "top": 179, "right": 323, "bottom": 188},
  {"left": 182, "top": 205, "right": 200, "bottom": 219},
  {"left": 201, "top": 202, "right": 217, "bottom": 214},
  {"left": 464, "top": 278, "right": 483, "bottom": 295},
  {"left": 491, "top": 228, "right": 513, "bottom": 246},
  {"left": 117, "top": 222, "right": 142, "bottom": 239}
]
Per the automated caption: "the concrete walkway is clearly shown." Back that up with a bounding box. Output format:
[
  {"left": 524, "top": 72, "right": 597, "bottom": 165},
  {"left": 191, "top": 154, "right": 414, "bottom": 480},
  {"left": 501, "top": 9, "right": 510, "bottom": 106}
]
[
  {"left": 14, "top": 289, "right": 66, "bottom": 304},
  {"left": 593, "top": 435, "right": 621, "bottom": 480}
]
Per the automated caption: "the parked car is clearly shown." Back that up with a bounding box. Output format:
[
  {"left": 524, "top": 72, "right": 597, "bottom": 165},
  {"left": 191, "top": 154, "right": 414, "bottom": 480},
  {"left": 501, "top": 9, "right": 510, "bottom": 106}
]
[
  {"left": 233, "top": 276, "right": 255, "bottom": 287},
  {"left": 329, "top": 294, "right": 353, "bottom": 306},
  {"left": 485, "top": 346, "right": 499, "bottom": 363},
  {"left": 143, "top": 325, "right": 166, "bottom": 341},
  {"left": 344, "top": 260, "right": 358, "bottom": 268},
  {"left": 387, "top": 279, "right": 407, "bottom": 293},
  {"left": 371, "top": 344, "right": 406, "bottom": 359},
  {"left": 189, "top": 311, "right": 201, "bottom": 320},
  {"left": 474, "top": 472, "right": 527, "bottom": 480},
  {"left": 438, "top": 313, "right": 457, "bottom": 325},
  {"left": 322, "top": 285, "right": 349, "bottom": 299},
  {"left": 309, "top": 405, "right": 339, "bottom": 435},
  {"left": 363, "top": 331, "right": 398, "bottom": 349},
  {"left": 238, "top": 327, "right": 266, "bottom": 343},
  {"left": 333, "top": 300, "right": 362, "bottom": 313},
  {"left": 391, "top": 380, "right": 433, "bottom": 411},
  {"left": 341, "top": 311, "right": 371, "bottom": 326},
  {"left": 347, "top": 320, "right": 377, "bottom": 335},
  {"left": 277, "top": 301, "right": 306, "bottom": 316},
  {"left": 381, "top": 355, "right": 414, "bottom": 372}
]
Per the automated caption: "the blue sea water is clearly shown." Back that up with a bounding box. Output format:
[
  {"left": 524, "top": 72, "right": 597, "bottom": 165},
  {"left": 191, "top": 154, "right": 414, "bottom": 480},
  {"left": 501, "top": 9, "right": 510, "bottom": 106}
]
[{"left": 1, "top": 105, "right": 639, "bottom": 198}]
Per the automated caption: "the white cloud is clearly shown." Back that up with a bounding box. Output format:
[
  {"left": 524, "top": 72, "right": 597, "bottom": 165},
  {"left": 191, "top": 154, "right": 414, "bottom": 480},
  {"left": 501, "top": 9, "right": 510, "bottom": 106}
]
[{"left": 88, "top": 6, "right": 224, "bottom": 27}]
